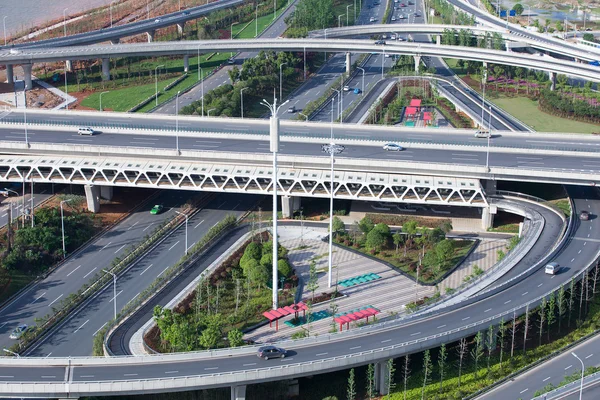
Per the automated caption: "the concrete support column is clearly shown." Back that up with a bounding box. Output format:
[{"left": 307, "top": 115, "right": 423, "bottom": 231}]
[
  {"left": 482, "top": 179, "right": 497, "bottom": 195},
  {"left": 413, "top": 55, "right": 421, "bottom": 73},
  {"left": 550, "top": 71, "right": 557, "bottom": 91},
  {"left": 374, "top": 360, "right": 390, "bottom": 395},
  {"left": 84, "top": 185, "right": 101, "bottom": 213},
  {"left": 22, "top": 64, "right": 33, "bottom": 90},
  {"left": 436, "top": 35, "right": 441, "bottom": 45},
  {"left": 110, "top": 38, "right": 120, "bottom": 44},
  {"left": 177, "top": 22, "right": 185, "bottom": 35},
  {"left": 5, "top": 64, "right": 13, "bottom": 84},
  {"left": 65, "top": 60, "right": 73, "bottom": 72},
  {"left": 147, "top": 30, "right": 155, "bottom": 42},
  {"left": 345, "top": 52, "right": 351, "bottom": 74},
  {"left": 230, "top": 385, "right": 246, "bottom": 400},
  {"left": 100, "top": 186, "right": 113, "bottom": 201},
  {"left": 101, "top": 58, "right": 110, "bottom": 81},
  {"left": 482, "top": 205, "right": 497, "bottom": 230},
  {"left": 281, "top": 195, "right": 296, "bottom": 218},
  {"left": 183, "top": 54, "right": 189, "bottom": 72}
]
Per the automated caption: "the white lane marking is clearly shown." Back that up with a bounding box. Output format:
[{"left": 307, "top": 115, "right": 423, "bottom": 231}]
[
  {"left": 316, "top": 352, "right": 328, "bottom": 356},
  {"left": 516, "top": 156, "right": 542, "bottom": 160},
  {"left": 0, "top": 376, "right": 13, "bottom": 378},
  {"left": 586, "top": 354, "right": 594, "bottom": 359},
  {"left": 504, "top": 300, "right": 512, "bottom": 304},
  {"left": 484, "top": 308, "right": 492, "bottom": 312},
  {"left": 66, "top": 265, "right": 82, "bottom": 277},
  {"left": 579, "top": 250, "right": 582, "bottom": 254},
  {"left": 168, "top": 240, "right": 180, "bottom": 251},
  {"left": 99, "top": 241, "right": 112, "bottom": 251},
  {"left": 142, "top": 223, "right": 154, "bottom": 232},
  {"left": 165, "top": 371, "right": 179, "bottom": 374},
  {"left": 565, "top": 365, "right": 573, "bottom": 370},
  {"left": 538, "top": 283, "right": 543, "bottom": 287},
  {"left": 195, "top": 140, "right": 222, "bottom": 143},
  {"left": 194, "top": 220, "right": 205, "bottom": 229},
  {"left": 124, "top": 373, "right": 138, "bottom": 376},
  {"left": 452, "top": 157, "right": 479, "bottom": 161},
  {"left": 516, "top": 161, "right": 545, "bottom": 165},
  {"left": 93, "top": 322, "right": 107, "bottom": 336},
  {"left": 74, "top": 319, "right": 89, "bottom": 333},
  {"left": 381, "top": 339, "right": 392, "bottom": 343},
  {"left": 157, "top": 265, "right": 170, "bottom": 278},
  {"left": 128, "top": 292, "right": 140, "bottom": 305},
  {"left": 80, "top": 375, "right": 95, "bottom": 378},
  {"left": 108, "top": 290, "right": 123, "bottom": 303},
  {"left": 193, "top": 144, "right": 219, "bottom": 148},
  {"left": 350, "top": 345, "right": 362, "bottom": 349},
  {"left": 41, "top": 375, "right": 56, "bottom": 378},
  {"left": 571, "top": 258, "right": 575, "bottom": 263},
  {"left": 114, "top": 245, "right": 126, "bottom": 254},
  {"left": 437, "top": 325, "right": 446, "bottom": 329},
  {"left": 45, "top": 353, "right": 52, "bottom": 357},
  {"left": 462, "top": 317, "right": 470, "bottom": 320},
  {"left": 32, "top": 292, "right": 46, "bottom": 304},
  {"left": 410, "top": 332, "right": 421, "bottom": 336},
  {"left": 83, "top": 267, "right": 97, "bottom": 279},
  {"left": 243, "top": 363, "right": 257, "bottom": 367},
  {"left": 130, "top": 142, "right": 157, "bottom": 145},
  {"left": 67, "top": 138, "right": 93, "bottom": 142},
  {"left": 519, "top": 388, "right": 528, "bottom": 394},
  {"left": 127, "top": 221, "right": 139, "bottom": 231},
  {"left": 204, "top": 367, "right": 218, "bottom": 370},
  {"left": 48, "top": 294, "right": 63, "bottom": 307},
  {"left": 543, "top": 376, "right": 551, "bottom": 382},
  {"left": 522, "top": 292, "right": 528, "bottom": 296},
  {"left": 139, "top": 264, "right": 154, "bottom": 276}
]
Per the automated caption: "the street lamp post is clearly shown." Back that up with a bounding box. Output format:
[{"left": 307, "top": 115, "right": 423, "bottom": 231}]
[
  {"left": 60, "top": 199, "right": 72, "bottom": 259},
  {"left": 240, "top": 87, "right": 249, "bottom": 119},
  {"left": 207, "top": 108, "right": 216, "bottom": 117},
  {"left": 147, "top": 0, "right": 150, "bottom": 19},
  {"left": 175, "top": 90, "right": 181, "bottom": 153},
  {"left": 255, "top": 2, "right": 260, "bottom": 37},
  {"left": 175, "top": 211, "right": 188, "bottom": 255},
  {"left": 259, "top": 97, "right": 289, "bottom": 310},
  {"left": 525, "top": 5, "right": 531, "bottom": 26},
  {"left": 99, "top": 91, "right": 109, "bottom": 111},
  {"left": 299, "top": 112, "right": 308, "bottom": 121},
  {"left": 110, "top": 1, "right": 117, "bottom": 28},
  {"left": 2, "top": 349, "right": 19, "bottom": 357},
  {"left": 279, "top": 62, "right": 287, "bottom": 102},
  {"left": 338, "top": 14, "right": 344, "bottom": 28},
  {"left": 154, "top": 64, "right": 164, "bottom": 106},
  {"left": 572, "top": 352, "right": 584, "bottom": 400},
  {"left": 103, "top": 269, "right": 117, "bottom": 320},
  {"left": 357, "top": 66, "right": 365, "bottom": 94},
  {"left": 332, "top": 88, "right": 340, "bottom": 120},
  {"left": 480, "top": 66, "right": 487, "bottom": 129},
  {"left": 230, "top": 22, "right": 239, "bottom": 57},
  {"left": 4, "top": 188, "right": 17, "bottom": 226},
  {"left": 347, "top": 5, "right": 352, "bottom": 26},
  {"left": 30, "top": 178, "right": 34, "bottom": 228},
  {"left": 63, "top": 8, "right": 68, "bottom": 37},
  {"left": 64, "top": 62, "right": 69, "bottom": 110},
  {"left": 273, "top": 0, "right": 276, "bottom": 20},
  {"left": 23, "top": 92, "right": 28, "bottom": 146},
  {"left": 486, "top": 105, "right": 492, "bottom": 170},
  {"left": 3, "top": 16, "right": 7, "bottom": 45}
]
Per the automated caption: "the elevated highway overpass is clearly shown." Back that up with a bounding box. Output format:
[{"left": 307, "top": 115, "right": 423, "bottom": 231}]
[{"left": 2, "top": 38, "right": 599, "bottom": 90}]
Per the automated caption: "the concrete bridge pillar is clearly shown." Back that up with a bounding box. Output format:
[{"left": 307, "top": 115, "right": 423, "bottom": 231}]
[
  {"left": 436, "top": 34, "right": 441, "bottom": 45},
  {"left": 374, "top": 360, "right": 391, "bottom": 395},
  {"left": 550, "top": 71, "right": 557, "bottom": 91},
  {"left": 413, "top": 55, "right": 421, "bottom": 73},
  {"left": 100, "top": 186, "right": 113, "bottom": 201},
  {"left": 177, "top": 22, "right": 185, "bottom": 35},
  {"left": 84, "top": 184, "right": 101, "bottom": 213},
  {"left": 230, "top": 385, "right": 246, "bottom": 400},
  {"left": 147, "top": 30, "right": 155, "bottom": 42},
  {"left": 22, "top": 63, "right": 33, "bottom": 90},
  {"left": 65, "top": 60, "right": 73, "bottom": 72},
  {"left": 482, "top": 205, "right": 497, "bottom": 230},
  {"left": 110, "top": 38, "right": 120, "bottom": 44},
  {"left": 281, "top": 195, "right": 300, "bottom": 218},
  {"left": 101, "top": 58, "right": 110, "bottom": 81},
  {"left": 345, "top": 52, "right": 351, "bottom": 74},
  {"left": 183, "top": 54, "right": 189, "bottom": 72},
  {"left": 482, "top": 179, "right": 497, "bottom": 195},
  {"left": 5, "top": 64, "right": 13, "bottom": 84}
]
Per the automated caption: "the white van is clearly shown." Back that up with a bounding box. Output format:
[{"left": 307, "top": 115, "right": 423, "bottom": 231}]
[
  {"left": 474, "top": 130, "right": 490, "bottom": 138},
  {"left": 545, "top": 262, "right": 559, "bottom": 275},
  {"left": 78, "top": 127, "right": 96, "bottom": 136}
]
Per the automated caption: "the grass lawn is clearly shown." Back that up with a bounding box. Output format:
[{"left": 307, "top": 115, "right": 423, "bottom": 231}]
[
  {"left": 443, "top": 58, "right": 469, "bottom": 78},
  {"left": 0, "top": 269, "right": 35, "bottom": 305},
  {"left": 233, "top": 0, "right": 291, "bottom": 39},
  {"left": 488, "top": 223, "right": 520, "bottom": 234},
  {"left": 487, "top": 95, "right": 600, "bottom": 134}
]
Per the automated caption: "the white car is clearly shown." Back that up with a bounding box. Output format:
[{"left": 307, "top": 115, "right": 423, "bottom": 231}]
[
  {"left": 391, "top": 16, "right": 397, "bottom": 21},
  {"left": 474, "top": 130, "right": 490, "bottom": 138},
  {"left": 78, "top": 127, "right": 96, "bottom": 136},
  {"left": 343, "top": 85, "right": 350, "bottom": 91},
  {"left": 390, "top": 34, "right": 397, "bottom": 40},
  {"left": 9, "top": 324, "right": 27, "bottom": 340},
  {"left": 383, "top": 143, "right": 403, "bottom": 151},
  {"left": 369, "top": 17, "right": 376, "bottom": 22},
  {"left": 545, "top": 262, "right": 559, "bottom": 275}
]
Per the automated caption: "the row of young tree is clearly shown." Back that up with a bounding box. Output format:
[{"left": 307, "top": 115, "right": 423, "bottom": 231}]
[
  {"left": 538, "top": 88, "right": 600, "bottom": 124},
  {"left": 285, "top": 0, "right": 336, "bottom": 37},
  {"left": 431, "top": 0, "right": 475, "bottom": 25},
  {"left": 331, "top": 266, "right": 600, "bottom": 399},
  {"left": 440, "top": 29, "right": 504, "bottom": 51}
]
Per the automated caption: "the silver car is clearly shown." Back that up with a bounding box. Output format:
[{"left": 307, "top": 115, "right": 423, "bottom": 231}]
[
  {"left": 383, "top": 143, "right": 403, "bottom": 151},
  {"left": 257, "top": 345, "right": 287, "bottom": 359}
]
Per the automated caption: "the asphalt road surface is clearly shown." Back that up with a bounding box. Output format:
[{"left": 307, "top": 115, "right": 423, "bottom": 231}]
[{"left": 0, "top": 183, "right": 54, "bottom": 229}]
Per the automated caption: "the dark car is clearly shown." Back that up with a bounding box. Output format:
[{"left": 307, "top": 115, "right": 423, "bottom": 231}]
[
  {"left": 580, "top": 211, "right": 590, "bottom": 220},
  {"left": 374, "top": 40, "right": 386, "bottom": 45},
  {"left": 257, "top": 345, "right": 287, "bottom": 360}
]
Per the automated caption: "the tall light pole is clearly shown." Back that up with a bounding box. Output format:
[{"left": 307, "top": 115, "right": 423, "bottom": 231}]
[
  {"left": 230, "top": 21, "right": 239, "bottom": 57},
  {"left": 23, "top": 91, "right": 28, "bottom": 146},
  {"left": 240, "top": 87, "right": 249, "bottom": 119},
  {"left": 357, "top": 66, "right": 365, "bottom": 94},
  {"left": 175, "top": 211, "right": 188, "bottom": 254},
  {"left": 260, "top": 97, "right": 288, "bottom": 310},
  {"left": 63, "top": 8, "right": 68, "bottom": 37},
  {"left": 354, "top": 0, "right": 357, "bottom": 22},
  {"left": 60, "top": 199, "right": 72, "bottom": 259},
  {"left": 279, "top": 62, "right": 287, "bottom": 101},
  {"left": 3, "top": 16, "right": 7, "bottom": 45},
  {"left": 99, "top": 91, "right": 109, "bottom": 111},
  {"left": 486, "top": 105, "right": 492, "bottom": 170},
  {"left": 322, "top": 98, "right": 344, "bottom": 289},
  {"left": 103, "top": 269, "right": 117, "bottom": 320},
  {"left": 2, "top": 349, "right": 19, "bottom": 357},
  {"left": 154, "top": 64, "right": 164, "bottom": 106},
  {"left": 207, "top": 108, "right": 216, "bottom": 117},
  {"left": 64, "top": 62, "right": 69, "bottom": 110},
  {"left": 147, "top": 0, "right": 150, "bottom": 19},
  {"left": 338, "top": 14, "right": 344, "bottom": 28},
  {"left": 347, "top": 5, "right": 352, "bottom": 26},
  {"left": 255, "top": 2, "right": 260, "bottom": 37},
  {"left": 480, "top": 65, "right": 487, "bottom": 129},
  {"left": 572, "top": 352, "right": 584, "bottom": 400},
  {"left": 110, "top": 1, "right": 117, "bottom": 28},
  {"left": 175, "top": 90, "right": 181, "bottom": 153},
  {"left": 525, "top": 5, "right": 531, "bottom": 26},
  {"left": 273, "top": 0, "right": 276, "bottom": 20},
  {"left": 332, "top": 88, "right": 340, "bottom": 121},
  {"left": 30, "top": 177, "right": 34, "bottom": 228}
]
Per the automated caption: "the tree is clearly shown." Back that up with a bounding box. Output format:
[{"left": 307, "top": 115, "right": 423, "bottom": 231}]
[
  {"left": 421, "top": 349, "right": 432, "bottom": 400},
  {"left": 471, "top": 331, "right": 484, "bottom": 378},
  {"left": 523, "top": 304, "right": 530, "bottom": 353},
  {"left": 393, "top": 232, "right": 404, "bottom": 254},
  {"left": 373, "top": 223, "right": 391, "bottom": 238},
  {"left": 583, "top": 33, "right": 595, "bottom": 42},
  {"left": 438, "top": 220, "right": 453, "bottom": 234},
  {"left": 568, "top": 278, "right": 575, "bottom": 328},
  {"left": 358, "top": 216, "right": 375, "bottom": 234},
  {"left": 486, "top": 324, "right": 495, "bottom": 372},
  {"left": 538, "top": 297, "right": 547, "bottom": 346},
  {"left": 366, "top": 364, "right": 375, "bottom": 399},
  {"left": 556, "top": 74, "right": 569, "bottom": 90},
  {"left": 347, "top": 368, "right": 356, "bottom": 400},
  {"left": 247, "top": 262, "right": 270, "bottom": 288},
  {"left": 366, "top": 229, "right": 385, "bottom": 251},
  {"left": 457, "top": 338, "right": 468, "bottom": 389},
  {"left": 228, "top": 329, "right": 244, "bottom": 347},
  {"left": 438, "top": 343, "right": 447, "bottom": 392},
  {"left": 512, "top": 3, "right": 524, "bottom": 15},
  {"left": 547, "top": 292, "right": 556, "bottom": 340},
  {"left": 277, "top": 259, "right": 292, "bottom": 278},
  {"left": 332, "top": 216, "right": 345, "bottom": 236},
  {"left": 434, "top": 240, "right": 454, "bottom": 267},
  {"left": 199, "top": 314, "right": 223, "bottom": 349},
  {"left": 498, "top": 318, "right": 507, "bottom": 368},
  {"left": 402, "top": 220, "right": 418, "bottom": 242},
  {"left": 307, "top": 260, "right": 319, "bottom": 301},
  {"left": 402, "top": 355, "right": 410, "bottom": 400},
  {"left": 386, "top": 358, "right": 396, "bottom": 399},
  {"left": 557, "top": 285, "right": 566, "bottom": 333}
]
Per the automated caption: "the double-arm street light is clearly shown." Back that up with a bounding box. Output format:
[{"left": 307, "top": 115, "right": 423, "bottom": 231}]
[
  {"left": 357, "top": 66, "right": 365, "bottom": 94},
  {"left": 60, "top": 199, "right": 73, "bottom": 259},
  {"left": 99, "top": 91, "right": 109, "bottom": 111},
  {"left": 279, "top": 62, "right": 287, "bottom": 102},
  {"left": 197, "top": 47, "right": 205, "bottom": 117},
  {"left": 63, "top": 8, "right": 68, "bottom": 37},
  {"left": 154, "top": 64, "right": 164, "bottom": 106},
  {"left": 175, "top": 211, "right": 188, "bottom": 255},
  {"left": 260, "top": 96, "right": 288, "bottom": 310},
  {"left": 240, "top": 87, "right": 249, "bottom": 119},
  {"left": 338, "top": 14, "right": 345, "bottom": 28},
  {"left": 103, "top": 269, "right": 117, "bottom": 320},
  {"left": 207, "top": 108, "right": 216, "bottom": 117},
  {"left": 571, "top": 352, "right": 584, "bottom": 400},
  {"left": 230, "top": 22, "right": 239, "bottom": 57},
  {"left": 110, "top": 1, "right": 117, "bottom": 28}
]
